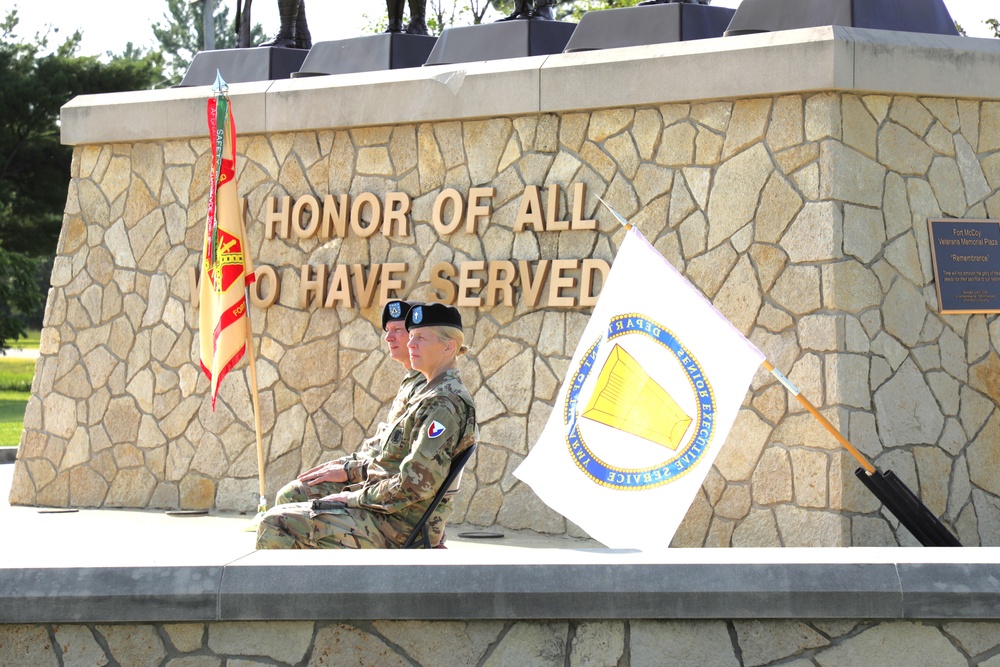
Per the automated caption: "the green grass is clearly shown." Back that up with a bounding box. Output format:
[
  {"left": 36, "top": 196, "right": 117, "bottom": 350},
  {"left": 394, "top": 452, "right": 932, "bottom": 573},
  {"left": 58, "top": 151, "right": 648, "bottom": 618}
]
[
  {"left": 0, "top": 358, "right": 35, "bottom": 392},
  {"left": 0, "top": 390, "right": 28, "bottom": 447},
  {"left": 10, "top": 329, "right": 40, "bottom": 350},
  {"left": 0, "top": 355, "right": 35, "bottom": 447}
]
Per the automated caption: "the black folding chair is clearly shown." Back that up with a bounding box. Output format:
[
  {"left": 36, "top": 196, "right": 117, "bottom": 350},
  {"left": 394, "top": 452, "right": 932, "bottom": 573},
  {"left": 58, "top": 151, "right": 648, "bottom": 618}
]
[{"left": 402, "top": 443, "right": 476, "bottom": 549}]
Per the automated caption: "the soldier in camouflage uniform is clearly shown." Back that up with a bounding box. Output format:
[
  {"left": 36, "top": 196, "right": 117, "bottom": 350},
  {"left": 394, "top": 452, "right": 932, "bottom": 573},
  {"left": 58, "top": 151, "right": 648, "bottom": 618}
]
[
  {"left": 272, "top": 300, "right": 425, "bottom": 505},
  {"left": 256, "top": 303, "right": 477, "bottom": 549}
]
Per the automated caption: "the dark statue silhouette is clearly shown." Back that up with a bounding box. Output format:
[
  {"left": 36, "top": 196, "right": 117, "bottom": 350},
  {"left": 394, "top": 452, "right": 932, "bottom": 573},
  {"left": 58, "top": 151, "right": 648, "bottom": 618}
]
[
  {"left": 252, "top": 0, "right": 429, "bottom": 44},
  {"left": 245, "top": 0, "right": 711, "bottom": 49},
  {"left": 260, "top": 0, "right": 313, "bottom": 49},
  {"left": 496, "top": 0, "right": 557, "bottom": 21},
  {"left": 386, "top": 0, "right": 429, "bottom": 35}
]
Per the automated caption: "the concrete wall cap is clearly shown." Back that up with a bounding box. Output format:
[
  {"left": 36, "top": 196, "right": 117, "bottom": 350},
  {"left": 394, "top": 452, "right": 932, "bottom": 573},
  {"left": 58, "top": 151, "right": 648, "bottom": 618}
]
[
  {"left": 60, "top": 28, "right": 1000, "bottom": 146},
  {"left": 3, "top": 548, "right": 1000, "bottom": 624}
]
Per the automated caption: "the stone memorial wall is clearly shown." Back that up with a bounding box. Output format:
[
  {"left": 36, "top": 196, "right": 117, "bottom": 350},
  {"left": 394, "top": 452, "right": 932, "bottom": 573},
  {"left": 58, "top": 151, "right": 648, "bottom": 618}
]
[
  {"left": 9, "top": 29, "right": 1000, "bottom": 548},
  {"left": 5, "top": 618, "right": 1000, "bottom": 666}
]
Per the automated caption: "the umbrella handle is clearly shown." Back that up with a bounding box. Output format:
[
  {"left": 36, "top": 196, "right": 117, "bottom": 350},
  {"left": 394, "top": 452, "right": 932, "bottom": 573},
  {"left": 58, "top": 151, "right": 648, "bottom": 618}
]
[{"left": 762, "top": 360, "right": 876, "bottom": 474}]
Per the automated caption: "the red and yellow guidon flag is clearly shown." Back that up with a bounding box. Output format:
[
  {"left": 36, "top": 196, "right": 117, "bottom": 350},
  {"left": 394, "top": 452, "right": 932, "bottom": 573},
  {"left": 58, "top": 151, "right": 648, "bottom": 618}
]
[{"left": 199, "top": 93, "right": 254, "bottom": 410}]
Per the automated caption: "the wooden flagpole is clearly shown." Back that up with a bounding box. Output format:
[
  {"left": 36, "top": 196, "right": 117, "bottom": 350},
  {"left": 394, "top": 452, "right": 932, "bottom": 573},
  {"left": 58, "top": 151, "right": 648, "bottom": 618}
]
[
  {"left": 761, "top": 360, "right": 875, "bottom": 474},
  {"left": 243, "top": 306, "right": 268, "bottom": 513},
  {"left": 236, "top": 158, "right": 265, "bottom": 514}
]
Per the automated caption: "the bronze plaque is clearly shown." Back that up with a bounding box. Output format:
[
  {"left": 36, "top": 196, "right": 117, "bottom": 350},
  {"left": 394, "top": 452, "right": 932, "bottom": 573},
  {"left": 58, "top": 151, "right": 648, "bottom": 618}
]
[{"left": 927, "top": 218, "right": 1000, "bottom": 314}]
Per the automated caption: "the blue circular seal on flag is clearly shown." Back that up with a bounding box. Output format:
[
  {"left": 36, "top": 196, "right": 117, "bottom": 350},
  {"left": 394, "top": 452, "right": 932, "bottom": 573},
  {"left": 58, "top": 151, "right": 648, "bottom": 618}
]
[{"left": 563, "top": 313, "right": 717, "bottom": 490}]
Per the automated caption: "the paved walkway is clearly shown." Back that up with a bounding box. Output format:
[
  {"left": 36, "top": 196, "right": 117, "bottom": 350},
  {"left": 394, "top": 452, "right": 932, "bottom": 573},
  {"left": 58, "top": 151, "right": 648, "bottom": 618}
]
[
  {"left": 1, "top": 346, "right": 40, "bottom": 359},
  {"left": 0, "top": 459, "right": 600, "bottom": 569},
  {"left": 4, "top": 458, "right": 1000, "bottom": 627}
]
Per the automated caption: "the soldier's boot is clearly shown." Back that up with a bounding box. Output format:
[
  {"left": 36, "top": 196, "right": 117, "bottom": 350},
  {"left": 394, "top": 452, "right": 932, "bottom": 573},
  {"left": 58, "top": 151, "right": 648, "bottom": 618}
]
[
  {"left": 404, "top": 0, "right": 429, "bottom": 35},
  {"left": 294, "top": 0, "right": 312, "bottom": 49},
  {"left": 497, "top": 0, "right": 529, "bottom": 21},
  {"left": 386, "top": 0, "right": 405, "bottom": 32},
  {"left": 527, "top": 0, "right": 555, "bottom": 20},
  {"left": 261, "top": 0, "right": 299, "bottom": 47}
]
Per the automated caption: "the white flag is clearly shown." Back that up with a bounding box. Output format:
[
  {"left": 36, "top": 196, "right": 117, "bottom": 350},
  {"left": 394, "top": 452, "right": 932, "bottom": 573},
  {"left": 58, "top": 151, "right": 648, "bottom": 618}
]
[{"left": 514, "top": 228, "right": 764, "bottom": 550}]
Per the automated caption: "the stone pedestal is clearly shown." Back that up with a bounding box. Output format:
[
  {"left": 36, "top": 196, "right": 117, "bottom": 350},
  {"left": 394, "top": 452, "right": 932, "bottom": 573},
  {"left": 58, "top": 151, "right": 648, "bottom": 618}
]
[
  {"left": 425, "top": 20, "right": 577, "bottom": 66},
  {"left": 564, "top": 3, "right": 736, "bottom": 53},
  {"left": 294, "top": 34, "right": 438, "bottom": 77},
  {"left": 725, "top": 0, "right": 959, "bottom": 36},
  {"left": 180, "top": 47, "right": 308, "bottom": 87}
]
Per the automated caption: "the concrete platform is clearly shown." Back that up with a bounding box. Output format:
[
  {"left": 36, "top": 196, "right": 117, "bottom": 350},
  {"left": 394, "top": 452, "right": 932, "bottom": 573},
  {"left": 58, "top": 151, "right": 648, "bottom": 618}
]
[{"left": 3, "top": 461, "right": 999, "bottom": 625}]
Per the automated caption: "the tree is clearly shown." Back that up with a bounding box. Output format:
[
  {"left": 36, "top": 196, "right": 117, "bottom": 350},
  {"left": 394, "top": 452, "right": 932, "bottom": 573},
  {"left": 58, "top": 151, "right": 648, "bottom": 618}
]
[
  {"left": 0, "top": 11, "right": 163, "bottom": 349},
  {"left": 427, "top": 0, "right": 497, "bottom": 33},
  {"left": 552, "top": 0, "right": 639, "bottom": 21},
  {"left": 153, "top": 0, "right": 266, "bottom": 86},
  {"left": 957, "top": 17, "right": 1000, "bottom": 38},
  {"left": 0, "top": 243, "right": 43, "bottom": 350},
  {"left": 0, "top": 11, "right": 164, "bottom": 257}
]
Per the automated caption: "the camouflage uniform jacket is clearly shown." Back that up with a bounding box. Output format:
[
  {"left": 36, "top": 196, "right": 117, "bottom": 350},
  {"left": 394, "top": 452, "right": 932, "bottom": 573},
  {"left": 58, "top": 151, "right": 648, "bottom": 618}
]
[
  {"left": 340, "top": 369, "right": 425, "bottom": 482},
  {"left": 342, "top": 368, "right": 476, "bottom": 546}
]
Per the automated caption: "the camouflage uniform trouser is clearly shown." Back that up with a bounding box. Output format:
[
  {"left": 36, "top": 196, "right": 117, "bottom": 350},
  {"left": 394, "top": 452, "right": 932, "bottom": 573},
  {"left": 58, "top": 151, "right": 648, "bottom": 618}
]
[
  {"left": 274, "top": 479, "right": 347, "bottom": 505},
  {"left": 256, "top": 503, "right": 395, "bottom": 549}
]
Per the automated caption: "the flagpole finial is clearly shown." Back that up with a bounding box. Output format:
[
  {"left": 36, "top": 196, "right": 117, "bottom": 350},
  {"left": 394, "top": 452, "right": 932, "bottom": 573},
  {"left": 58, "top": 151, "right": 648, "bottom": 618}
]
[
  {"left": 212, "top": 70, "right": 229, "bottom": 95},
  {"left": 596, "top": 195, "right": 633, "bottom": 231}
]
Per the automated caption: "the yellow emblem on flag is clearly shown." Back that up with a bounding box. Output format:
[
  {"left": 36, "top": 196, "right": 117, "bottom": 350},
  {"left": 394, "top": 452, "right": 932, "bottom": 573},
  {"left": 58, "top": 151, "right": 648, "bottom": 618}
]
[{"left": 582, "top": 344, "right": 692, "bottom": 450}]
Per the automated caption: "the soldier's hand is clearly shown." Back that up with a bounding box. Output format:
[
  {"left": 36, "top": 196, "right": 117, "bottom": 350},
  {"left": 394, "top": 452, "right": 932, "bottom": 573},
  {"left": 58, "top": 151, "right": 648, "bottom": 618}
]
[
  {"left": 298, "top": 462, "right": 348, "bottom": 485},
  {"left": 299, "top": 460, "right": 333, "bottom": 477}
]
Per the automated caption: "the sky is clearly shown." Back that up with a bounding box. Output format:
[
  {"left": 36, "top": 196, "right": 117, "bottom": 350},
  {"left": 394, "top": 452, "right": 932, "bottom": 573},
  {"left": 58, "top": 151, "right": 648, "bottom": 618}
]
[{"left": 1, "top": 0, "right": 996, "bottom": 59}]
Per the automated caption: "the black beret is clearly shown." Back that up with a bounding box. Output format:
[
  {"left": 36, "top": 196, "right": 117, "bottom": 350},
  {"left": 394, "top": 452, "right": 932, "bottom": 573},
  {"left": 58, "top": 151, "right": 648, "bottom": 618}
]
[
  {"left": 405, "top": 303, "right": 463, "bottom": 332},
  {"left": 381, "top": 300, "right": 417, "bottom": 331}
]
